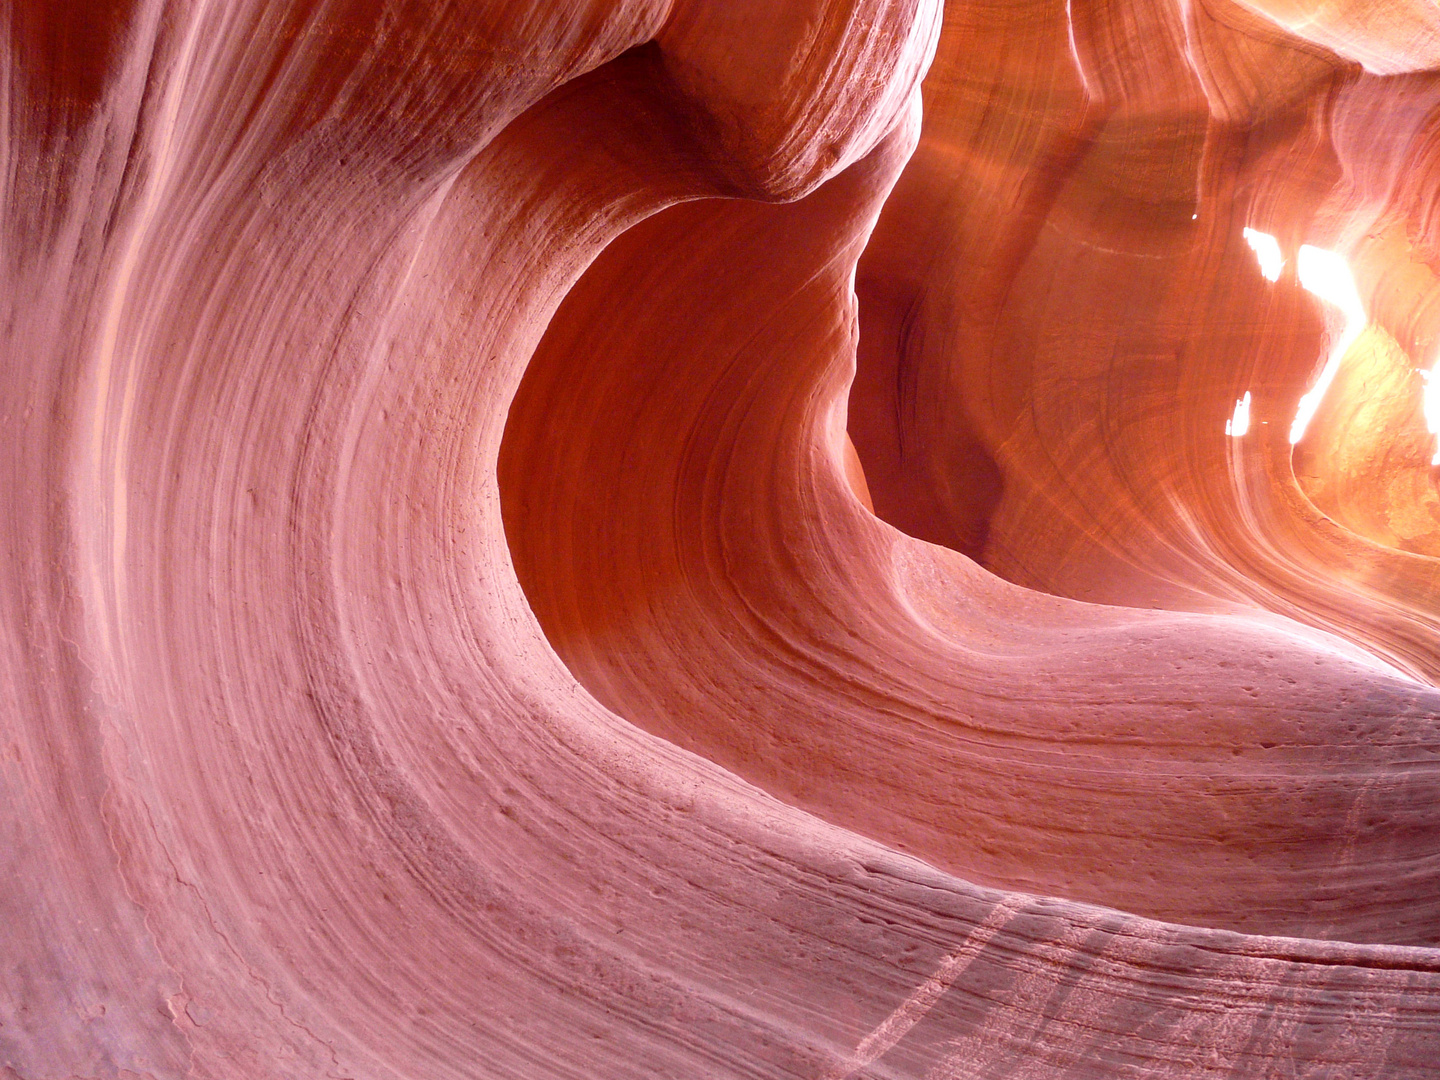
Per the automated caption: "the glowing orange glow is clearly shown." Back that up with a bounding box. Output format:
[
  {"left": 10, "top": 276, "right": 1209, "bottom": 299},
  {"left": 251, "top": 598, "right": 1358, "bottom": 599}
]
[
  {"left": 1290, "top": 244, "right": 1367, "bottom": 445},
  {"left": 1225, "top": 391, "right": 1252, "bottom": 437},
  {"left": 1238, "top": 230, "right": 1367, "bottom": 445},
  {"left": 1422, "top": 367, "right": 1440, "bottom": 465},
  {"left": 1242, "top": 228, "right": 1284, "bottom": 282}
]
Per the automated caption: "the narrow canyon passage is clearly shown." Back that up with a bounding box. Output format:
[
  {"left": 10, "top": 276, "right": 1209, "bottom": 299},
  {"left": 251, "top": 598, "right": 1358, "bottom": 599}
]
[
  {"left": 7, "top": 0, "right": 1440, "bottom": 1077},
  {"left": 499, "top": 88, "right": 1440, "bottom": 946}
]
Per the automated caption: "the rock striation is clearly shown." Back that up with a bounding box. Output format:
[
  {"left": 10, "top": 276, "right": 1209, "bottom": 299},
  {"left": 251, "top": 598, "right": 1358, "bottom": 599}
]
[{"left": 4, "top": 1, "right": 1440, "bottom": 1077}]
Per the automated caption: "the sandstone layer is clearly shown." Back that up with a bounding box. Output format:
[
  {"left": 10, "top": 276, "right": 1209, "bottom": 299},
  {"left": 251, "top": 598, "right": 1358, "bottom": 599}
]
[{"left": 5, "top": 1, "right": 1440, "bottom": 1078}]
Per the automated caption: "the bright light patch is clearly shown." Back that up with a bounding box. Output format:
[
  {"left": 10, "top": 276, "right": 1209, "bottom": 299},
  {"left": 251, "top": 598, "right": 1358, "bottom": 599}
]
[
  {"left": 1242, "top": 228, "right": 1284, "bottom": 282},
  {"left": 1296, "top": 244, "right": 1365, "bottom": 320},
  {"left": 1225, "top": 391, "right": 1252, "bottom": 437},
  {"left": 1289, "top": 244, "right": 1366, "bottom": 445},
  {"left": 1422, "top": 367, "right": 1440, "bottom": 465}
]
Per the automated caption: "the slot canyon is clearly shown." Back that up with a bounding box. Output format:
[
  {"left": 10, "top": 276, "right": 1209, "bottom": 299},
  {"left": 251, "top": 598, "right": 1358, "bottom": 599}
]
[{"left": 5, "top": 0, "right": 1440, "bottom": 1076}]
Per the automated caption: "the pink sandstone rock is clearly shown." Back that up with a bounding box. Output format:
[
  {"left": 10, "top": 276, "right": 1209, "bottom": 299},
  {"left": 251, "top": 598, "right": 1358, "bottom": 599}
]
[{"left": 3, "top": 1, "right": 1439, "bottom": 1077}]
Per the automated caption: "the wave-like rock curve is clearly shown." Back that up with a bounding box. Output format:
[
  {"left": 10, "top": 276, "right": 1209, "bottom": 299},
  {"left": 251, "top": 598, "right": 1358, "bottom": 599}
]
[{"left": 5, "top": 0, "right": 1440, "bottom": 1077}]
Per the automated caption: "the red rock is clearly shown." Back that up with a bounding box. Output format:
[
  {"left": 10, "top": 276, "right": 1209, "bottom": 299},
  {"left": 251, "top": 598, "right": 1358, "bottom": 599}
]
[{"left": 4, "top": 1, "right": 1438, "bottom": 1077}]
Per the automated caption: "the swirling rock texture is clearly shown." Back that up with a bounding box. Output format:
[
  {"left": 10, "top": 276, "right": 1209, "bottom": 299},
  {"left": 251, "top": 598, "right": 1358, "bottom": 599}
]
[{"left": 6, "top": 0, "right": 1440, "bottom": 1076}]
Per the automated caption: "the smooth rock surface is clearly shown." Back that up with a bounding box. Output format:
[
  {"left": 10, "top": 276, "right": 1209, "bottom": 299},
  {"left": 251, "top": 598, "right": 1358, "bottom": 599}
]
[{"left": 5, "top": 1, "right": 1440, "bottom": 1077}]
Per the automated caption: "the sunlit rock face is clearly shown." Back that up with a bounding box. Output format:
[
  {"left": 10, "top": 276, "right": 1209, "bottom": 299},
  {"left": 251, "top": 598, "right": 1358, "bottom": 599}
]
[{"left": 5, "top": 1, "right": 1440, "bottom": 1077}]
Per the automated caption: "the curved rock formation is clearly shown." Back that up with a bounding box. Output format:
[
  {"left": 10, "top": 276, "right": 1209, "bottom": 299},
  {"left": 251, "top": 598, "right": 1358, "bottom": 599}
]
[{"left": 6, "top": 1, "right": 1440, "bottom": 1078}]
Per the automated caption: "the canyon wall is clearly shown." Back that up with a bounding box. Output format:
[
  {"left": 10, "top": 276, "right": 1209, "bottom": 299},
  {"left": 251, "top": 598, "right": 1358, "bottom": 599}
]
[{"left": 4, "top": 0, "right": 1440, "bottom": 1077}]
